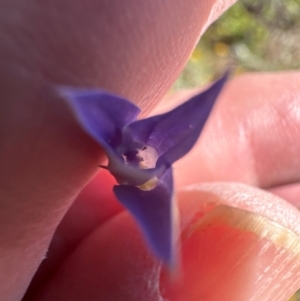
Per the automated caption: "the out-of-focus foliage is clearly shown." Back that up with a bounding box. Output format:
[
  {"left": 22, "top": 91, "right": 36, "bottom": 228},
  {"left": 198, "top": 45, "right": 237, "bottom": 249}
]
[
  {"left": 173, "top": 0, "right": 300, "bottom": 90},
  {"left": 290, "top": 293, "right": 298, "bottom": 301}
]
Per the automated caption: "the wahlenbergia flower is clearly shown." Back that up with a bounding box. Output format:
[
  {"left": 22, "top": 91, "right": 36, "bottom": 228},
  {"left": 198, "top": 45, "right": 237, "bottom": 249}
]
[{"left": 60, "top": 73, "right": 228, "bottom": 266}]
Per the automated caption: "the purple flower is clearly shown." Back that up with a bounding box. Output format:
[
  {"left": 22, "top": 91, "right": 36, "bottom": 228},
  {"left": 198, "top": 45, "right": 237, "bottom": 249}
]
[{"left": 59, "top": 73, "right": 228, "bottom": 266}]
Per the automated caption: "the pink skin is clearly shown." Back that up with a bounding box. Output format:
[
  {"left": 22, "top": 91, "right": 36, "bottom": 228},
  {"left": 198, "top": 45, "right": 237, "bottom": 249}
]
[
  {"left": 174, "top": 72, "right": 300, "bottom": 189},
  {"left": 1, "top": 0, "right": 300, "bottom": 300}
]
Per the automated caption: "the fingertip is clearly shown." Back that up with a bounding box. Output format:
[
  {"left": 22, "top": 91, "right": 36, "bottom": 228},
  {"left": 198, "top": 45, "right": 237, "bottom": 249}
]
[
  {"left": 162, "top": 204, "right": 300, "bottom": 301},
  {"left": 160, "top": 183, "right": 300, "bottom": 301}
]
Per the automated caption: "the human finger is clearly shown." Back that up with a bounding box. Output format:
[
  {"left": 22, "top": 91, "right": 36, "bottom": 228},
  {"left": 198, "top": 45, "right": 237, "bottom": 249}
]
[{"left": 171, "top": 72, "right": 300, "bottom": 189}]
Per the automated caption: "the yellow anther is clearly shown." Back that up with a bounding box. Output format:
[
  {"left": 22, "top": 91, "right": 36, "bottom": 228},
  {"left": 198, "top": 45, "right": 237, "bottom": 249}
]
[{"left": 138, "top": 176, "right": 158, "bottom": 191}]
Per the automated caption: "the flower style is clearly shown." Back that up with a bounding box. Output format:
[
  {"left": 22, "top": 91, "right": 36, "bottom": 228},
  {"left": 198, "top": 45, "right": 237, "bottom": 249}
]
[{"left": 60, "top": 73, "right": 228, "bottom": 266}]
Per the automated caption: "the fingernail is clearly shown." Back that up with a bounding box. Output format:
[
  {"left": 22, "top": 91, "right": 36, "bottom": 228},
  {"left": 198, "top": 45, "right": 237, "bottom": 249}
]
[{"left": 161, "top": 205, "right": 300, "bottom": 301}]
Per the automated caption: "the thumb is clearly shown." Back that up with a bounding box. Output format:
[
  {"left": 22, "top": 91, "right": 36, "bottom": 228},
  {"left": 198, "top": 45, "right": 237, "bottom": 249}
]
[{"left": 0, "top": 1, "right": 237, "bottom": 299}]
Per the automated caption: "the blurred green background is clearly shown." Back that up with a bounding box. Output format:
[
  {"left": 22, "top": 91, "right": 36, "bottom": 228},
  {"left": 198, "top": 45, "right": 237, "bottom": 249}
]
[
  {"left": 173, "top": 1, "right": 300, "bottom": 299},
  {"left": 173, "top": 0, "right": 300, "bottom": 90}
]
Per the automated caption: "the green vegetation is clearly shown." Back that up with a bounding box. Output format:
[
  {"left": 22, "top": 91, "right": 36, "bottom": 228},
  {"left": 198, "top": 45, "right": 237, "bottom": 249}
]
[{"left": 173, "top": 0, "right": 300, "bottom": 90}]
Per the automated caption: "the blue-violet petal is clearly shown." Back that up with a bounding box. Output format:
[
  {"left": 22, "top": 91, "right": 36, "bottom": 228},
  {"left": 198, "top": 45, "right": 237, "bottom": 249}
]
[
  {"left": 113, "top": 168, "right": 174, "bottom": 265},
  {"left": 59, "top": 88, "right": 140, "bottom": 150},
  {"left": 128, "top": 73, "right": 228, "bottom": 168}
]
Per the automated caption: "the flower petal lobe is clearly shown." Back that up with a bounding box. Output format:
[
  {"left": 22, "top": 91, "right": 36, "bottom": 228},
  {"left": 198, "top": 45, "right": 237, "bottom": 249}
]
[
  {"left": 128, "top": 73, "right": 228, "bottom": 165},
  {"left": 59, "top": 88, "right": 141, "bottom": 150},
  {"left": 113, "top": 169, "right": 174, "bottom": 264}
]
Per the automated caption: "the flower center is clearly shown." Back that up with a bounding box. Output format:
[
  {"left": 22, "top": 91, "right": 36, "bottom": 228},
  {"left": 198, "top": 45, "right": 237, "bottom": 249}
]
[
  {"left": 122, "top": 145, "right": 159, "bottom": 190},
  {"left": 123, "top": 145, "right": 158, "bottom": 169}
]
